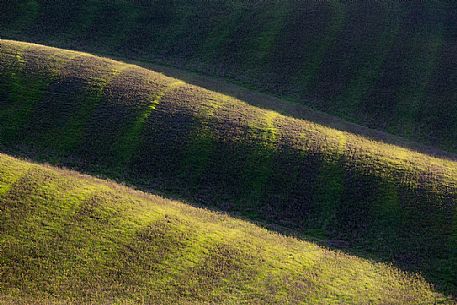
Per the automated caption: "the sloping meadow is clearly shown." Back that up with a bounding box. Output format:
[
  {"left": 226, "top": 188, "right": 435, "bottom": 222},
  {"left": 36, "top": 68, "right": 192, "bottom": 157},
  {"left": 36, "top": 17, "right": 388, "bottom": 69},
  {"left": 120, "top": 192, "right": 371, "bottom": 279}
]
[
  {"left": 1, "top": 0, "right": 456, "bottom": 152},
  {"left": 0, "top": 153, "right": 453, "bottom": 304},
  {"left": 0, "top": 40, "right": 456, "bottom": 294}
]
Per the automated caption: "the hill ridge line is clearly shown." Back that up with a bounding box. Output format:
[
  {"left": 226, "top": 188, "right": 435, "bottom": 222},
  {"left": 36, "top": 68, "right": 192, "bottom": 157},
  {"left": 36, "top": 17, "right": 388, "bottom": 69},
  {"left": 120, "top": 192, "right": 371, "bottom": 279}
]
[
  {"left": 2, "top": 38, "right": 456, "bottom": 162},
  {"left": 2, "top": 0, "right": 454, "bottom": 152},
  {"left": 0, "top": 40, "right": 456, "bottom": 295},
  {"left": 1, "top": 152, "right": 453, "bottom": 303}
]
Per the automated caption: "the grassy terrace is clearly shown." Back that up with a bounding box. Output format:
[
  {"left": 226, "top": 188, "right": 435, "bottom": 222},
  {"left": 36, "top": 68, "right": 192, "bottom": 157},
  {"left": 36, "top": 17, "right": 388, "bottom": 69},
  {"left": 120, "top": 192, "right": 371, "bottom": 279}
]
[
  {"left": 0, "top": 153, "right": 454, "bottom": 304},
  {"left": 1, "top": 0, "right": 456, "bottom": 153},
  {"left": 0, "top": 40, "right": 456, "bottom": 296}
]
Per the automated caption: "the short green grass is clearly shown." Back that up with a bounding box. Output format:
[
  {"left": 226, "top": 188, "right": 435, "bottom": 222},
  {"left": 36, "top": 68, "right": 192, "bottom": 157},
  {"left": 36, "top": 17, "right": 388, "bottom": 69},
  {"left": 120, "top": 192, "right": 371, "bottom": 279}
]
[
  {"left": 1, "top": 0, "right": 454, "bottom": 152},
  {"left": 0, "top": 153, "right": 453, "bottom": 304},
  {"left": 241, "top": 110, "right": 279, "bottom": 208},
  {"left": 114, "top": 79, "right": 185, "bottom": 171},
  {"left": 293, "top": 0, "right": 346, "bottom": 93},
  {"left": 335, "top": 3, "right": 401, "bottom": 120},
  {"left": 0, "top": 40, "right": 457, "bottom": 297}
]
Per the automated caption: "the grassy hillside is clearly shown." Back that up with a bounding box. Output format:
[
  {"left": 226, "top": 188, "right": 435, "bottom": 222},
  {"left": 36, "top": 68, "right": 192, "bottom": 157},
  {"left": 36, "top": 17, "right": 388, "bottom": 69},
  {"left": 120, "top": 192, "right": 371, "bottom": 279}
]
[
  {"left": 0, "top": 153, "right": 454, "bottom": 304},
  {"left": 1, "top": 0, "right": 456, "bottom": 152},
  {"left": 0, "top": 40, "right": 457, "bottom": 295}
]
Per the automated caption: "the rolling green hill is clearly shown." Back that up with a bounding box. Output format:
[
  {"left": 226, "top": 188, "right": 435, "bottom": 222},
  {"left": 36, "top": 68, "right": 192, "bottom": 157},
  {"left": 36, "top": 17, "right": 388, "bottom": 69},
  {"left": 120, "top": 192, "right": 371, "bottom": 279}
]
[
  {"left": 1, "top": 0, "right": 456, "bottom": 152},
  {"left": 1, "top": 40, "right": 457, "bottom": 296},
  {"left": 0, "top": 153, "right": 454, "bottom": 304}
]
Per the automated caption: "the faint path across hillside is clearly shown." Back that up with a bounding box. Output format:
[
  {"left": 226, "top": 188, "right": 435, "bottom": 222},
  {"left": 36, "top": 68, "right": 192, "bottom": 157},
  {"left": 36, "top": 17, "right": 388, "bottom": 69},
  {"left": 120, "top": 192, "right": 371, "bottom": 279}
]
[
  {"left": 115, "top": 56, "right": 457, "bottom": 162},
  {"left": 2, "top": 37, "right": 455, "bottom": 161}
]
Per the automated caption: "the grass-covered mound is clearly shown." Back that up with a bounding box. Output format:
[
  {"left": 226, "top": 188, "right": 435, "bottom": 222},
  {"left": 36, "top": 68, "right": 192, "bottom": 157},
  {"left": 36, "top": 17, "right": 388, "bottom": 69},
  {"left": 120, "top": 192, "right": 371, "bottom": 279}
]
[
  {"left": 1, "top": 0, "right": 456, "bottom": 152},
  {"left": 0, "top": 153, "right": 454, "bottom": 304},
  {"left": 0, "top": 40, "right": 457, "bottom": 294}
]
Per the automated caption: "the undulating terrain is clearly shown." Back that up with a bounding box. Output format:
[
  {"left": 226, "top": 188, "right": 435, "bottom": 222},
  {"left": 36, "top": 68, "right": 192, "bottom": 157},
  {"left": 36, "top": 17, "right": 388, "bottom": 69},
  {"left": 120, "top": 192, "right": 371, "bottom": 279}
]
[
  {"left": 0, "top": 40, "right": 456, "bottom": 302},
  {"left": 1, "top": 1, "right": 457, "bottom": 304},
  {"left": 2, "top": 153, "right": 453, "bottom": 304},
  {"left": 1, "top": 0, "right": 456, "bottom": 152}
]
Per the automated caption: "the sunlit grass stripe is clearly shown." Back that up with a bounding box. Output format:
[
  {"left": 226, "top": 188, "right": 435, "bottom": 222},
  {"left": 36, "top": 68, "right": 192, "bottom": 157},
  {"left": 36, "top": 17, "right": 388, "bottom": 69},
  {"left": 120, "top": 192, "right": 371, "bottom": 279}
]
[
  {"left": 180, "top": 128, "right": 214, "bottom": 190},
  {"left": 0, "top": 152, "right": 453, "bottom": 303},
  {"left": 0, "top": 44, "right": 82, "bottom": 147},
  {"left": 312, "top": 130, "right": 346, "bottom": 231},
  {"left": 150, "top": 228, "right": 223, "bottom": 292},
  {"left": 245, "top": 233, "right": 323, "bottom": 303},
  {"left": 239, "top": 110, "right": 279, "bottom": 209},
  {"left": 296, "top": 0, "right": 346, "bottom": 92},
  {"left": 0, "top": 165, "right": 166, "bottom": 293},
  {"left": 0, "top": 157, "right": 34, "bottom": 197},
  {"left": 175, "top": 230, "right": 258, "bottom": 301},
  {"left": 0, "top": 167, "right": 99, "bottom": 242},
  {"left": 47, "top": 62, "right": 129, "bottom": 155},
  {"left": 0, "top": 77, "right": 49, "bottom": 143},
  {"left": 391, "top": 28, "right": 444, "bottom": 137},
  {"left": 53, "top": 191, "right": 166, "bottom": 279},
  {"left": 0, "top": 42, "right": 28, "bottom": 87},
  {"left": 114, "top": 80, "right": 185, "bottom": 171},
  {"left": 244, "top": 1, "right": 290, "bottom": 68},
  {"left": 99, "top": 202, "right": 240, "bottom": 301},
  {"left": 336, "top": 5, "right": 401, "bottom": 119},
  {"left": 180, "top": 94, "right": 228, "bottom": 189},
  {"left": 304, "top": 252, "right": 405, "bottom": 304},
  {"left": 0, "top": 45, "right": 50, "bottom": 144},
  {"left": 146, "top": 220, "right": 246, "bottom": 299},
  {"left": 389, "top": 1, "right": 446, "bottom": 137},
  {"left": 18, "top": 49, "right": 91, "bottom": 150},
  {"left": 370, "top": 182, "right": 401, "bottom": 241}
]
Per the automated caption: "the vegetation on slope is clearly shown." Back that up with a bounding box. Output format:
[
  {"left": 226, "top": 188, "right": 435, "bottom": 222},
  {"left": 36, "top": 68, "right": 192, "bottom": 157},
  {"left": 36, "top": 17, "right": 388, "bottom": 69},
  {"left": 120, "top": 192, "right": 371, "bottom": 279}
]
[
  {"left": 0, "top": 153, "right": 454, "bottom": 304},
  {"left": 1, "top": 0, "right": 456, "bottom": 152},
  {"left": 0, "top": 40, "right": 457, "bottom": 295}
]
